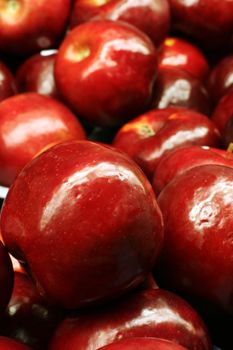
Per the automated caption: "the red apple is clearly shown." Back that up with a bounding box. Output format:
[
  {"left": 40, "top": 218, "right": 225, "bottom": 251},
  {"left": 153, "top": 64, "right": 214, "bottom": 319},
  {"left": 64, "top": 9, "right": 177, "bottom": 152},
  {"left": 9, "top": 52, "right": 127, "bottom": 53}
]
[
  {"left": 70, "top": 0, "right": 170, "bottom": 47},
  {"left": 0, "top": 241, "right": 13, "bottom": 313},
  {"left": 168, "top": 0, "right": 233, "bottom": 51},
  {"left": 49, "top": 288, "right": 211, "bottom": 350},
  {"left": 152, "top": 145, "right": 233, "bottom": 194},
  {"left": 0, "top": 93, "right": 86, "bottom": 187},
  {"left": 0, "top": 0, "right": 71, "bottom": 55},
  {"left": 0, "top": 337, "right": 32, "bottom": 350},
  {"left": 151, "top": 67, "right": 210, "bottom": 116},
  {"left": 0, "top": 140, "right": 164, "bottom": 309},
  {"left": 207, "top": 55, "right": 233, "bottom": 105},
  {"left": 55, "top": 20, "right": 158, "bottom": 128},
  {"left": 0, "top": 61, "right": 17, "bottom": 102},
  {"left": 113, "top": 108, "right": 221, "bottom": 179},
  {"left": 16, "top": 50, "right": 59, "bottom": 100},
  {"left": 211, "top": 91, "right": 233, "bottom": 135},
  {"left": 155, "top": 164, "right": 233, "bottom": 315},
  {"left": 158, "top": 37, "right": 209, "bottom": 81},
  {"left": 98, "top": 338, "right": 189, "bottom": 350}
]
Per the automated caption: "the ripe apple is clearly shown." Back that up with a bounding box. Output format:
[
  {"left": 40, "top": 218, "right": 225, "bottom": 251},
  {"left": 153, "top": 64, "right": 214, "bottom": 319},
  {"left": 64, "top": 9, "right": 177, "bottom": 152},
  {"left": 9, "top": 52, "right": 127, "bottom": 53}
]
[
  {"left": 16, "top": 50, "right": 59, "bottom": 100},
  {"left": 0, "top": 61, "right": 17, "bottom": 102},
  {"left": 113, "top": 108, "right": 221, "bottom": 179},
  {"left": 49, "top": 287, "right": 211, "bottom": 350},
  {"left": 70, "top": 0, "right": 170, "bottom": 47},
  {"left": 155, "top": 164, "right": 233, "bottom": 315},
  {"left": 0, "top": 0, "right": 71, "bottom": 55},
  {"left": 0, "top": 140, "right": 164, "bottom": 309},
  {"left": 158, "top": 37, "right": 209, "bottom": 81},
  {"left": 151, "top": 67, "right": 210, "bottom": 116},
  {"left": 152, "top": 145, "right": 233, "bottom": 194},
  {"left": 211, "top": 91, "right": 233, "bottom": 135},
  {"left": 55, "top": 20, "right": 158, "bottom": 128},
  {"left": 168, "top": 0, "right": 233, "bottom": 51},
  {"left": 0, "top": 93, "right": 86, "bottom": 187},
  {"left": 98, "top": 338, "right": 189, "bottom": 350},
  {"left": 0, "top": 337, "right": 32, "bottom": 350},
  {"left": 0, "top": 241, "right": 13, "bottom": 313}
]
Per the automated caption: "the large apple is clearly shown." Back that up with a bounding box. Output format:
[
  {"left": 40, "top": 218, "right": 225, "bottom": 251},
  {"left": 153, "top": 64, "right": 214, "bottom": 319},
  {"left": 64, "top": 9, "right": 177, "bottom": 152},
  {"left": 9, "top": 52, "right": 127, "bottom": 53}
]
[
  {"left": 155, "top": 164, "right": 233, "bottom": 315},
  {"left": 49, "top": 287, "right": 211, "bottom": 350},
  {"left": 0, "top": 0, "right": 71, "bottom": 55},
  {"left": 70, "top": 0, "right": 170, "bottom": 47},
  {"left": 0, "top": 241, "right": 13, "bottom": 313},
  {"left": 98, "top": 338, "right": 189, "bottom": 350},
  {"left": 0, "top": 140, "right": 164, "bottom": 309},
  {"left": 0, "top": 61, "right": 17, "bottom": 102},
  {"left": 0, "top": 93, "right": 86, "bottom": 187},
  {"left": 55, "top": 20, "right": 158, "bottom": 128}
]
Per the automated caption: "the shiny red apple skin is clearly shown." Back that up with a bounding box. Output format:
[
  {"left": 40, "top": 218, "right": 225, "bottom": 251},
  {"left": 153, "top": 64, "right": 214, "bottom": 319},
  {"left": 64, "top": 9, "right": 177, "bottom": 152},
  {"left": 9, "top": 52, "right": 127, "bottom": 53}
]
[
  {"left": 158, "top": 37, "right": 209, "bottom": 81},
  {"left": 70, "top": 0, "right": 170, "bottom": 47},
  {"left": 98, "top": 337, "right": 189, "bottom": 350},
  {"left": 0, "top": 61, "right": 17, "bottom": 102},
  {"left": 113, "top": 108, "right": 221, "bottom": 179},
  {"left": 207, "top": 55, "right": 233, "bottom": 105},
  {"left": 0, "top": 337, "right": 32, "bottom": 350},
  {"left": 211, "top": 91, "right": 233, "bottom": 135},
  {"left": 0, "top": 93, "right": 86, "bottom": 187},
  {"left": 55, "top": 20, "right": 158, "bottom": 128},
  {"left": 151, "top": 67, "right": 210, "bottom": 116},
  {"left": 0, "top": 0, "right": 71, "bottom": 56},
  {"left": 152, "top": 145, "right": 233, "bottom": 195},
  {"left": 156, "top": 164, "right": 233, "bottom": 315},
  {"left": 0, "top": 241, "right": 13, "bottom": 312},
  {"left": 1, "top": 272, "right": 64, "bottom": 350},
  {"left": 1, "top": 140, "right": 164, "bottom": 309},
  {"left": 168, "top": 0, "right": 233, "bottom": 51},
  {"left": 16, "top": 50, "right": 59, "bottom": 100},
  {"left": 49, "top": 288, "right": 211, "bottom": 350}
]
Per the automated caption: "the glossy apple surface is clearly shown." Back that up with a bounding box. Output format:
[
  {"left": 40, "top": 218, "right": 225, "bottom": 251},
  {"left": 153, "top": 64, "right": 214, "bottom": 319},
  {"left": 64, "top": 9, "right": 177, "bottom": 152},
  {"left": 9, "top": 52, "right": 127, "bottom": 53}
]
[
  {"left": 49, "top": 288, "right": 211, "bottom": 350},
  {"left": 211, "top": 91, "right": 233, "bottom": 135},
  {"left": 156, "top": 164, "right": 233, "bottom": 315},
  {"left": 55, "top": 20, "right": 158, "bottom": 128},
  {"left": 0, "top": 337, "right": 32, "bottom": 350},
  {"left": 1, "top": 272, "right": 64, "bottom": 350},
  {"left": 70, "top": 0, "right": 170, "bottom": 47},
  {"left": 158, "top": 37, "right": 209, "bottom": 81},
  {"left": 151, "top": 67, "right": 210, "bottom": 116},
  {"left": 0, "top": 61, "right": 17, "bottom": 102},
  {"left": 0, "top": 241, "right": 13, "bottom": 313},
  {"left": 113, "top": 108, "right": 221, "bottom": 178},
  {"left": 152, "top": 145, "right": 233, "bottom": 194},
  {"left": 168, "top": 0, "right": 233, "bottom": 50},
  {"left": 0, "top": 93, "right": 86, "bottom": 187},
  {"left": 98, "top": 337, "right": 189, "bottom": 350},
  {"left": 1, "top": 140, "right": 164, "bottom": 309},
  {"left": 207, "top": 55, "right": 233, "bottom": 105},
  {"left": 0, "top": 0, "right": 71, "bottom": 55},
  {"left": 16, "top": 50, "right": 59, "bottom": 99}
]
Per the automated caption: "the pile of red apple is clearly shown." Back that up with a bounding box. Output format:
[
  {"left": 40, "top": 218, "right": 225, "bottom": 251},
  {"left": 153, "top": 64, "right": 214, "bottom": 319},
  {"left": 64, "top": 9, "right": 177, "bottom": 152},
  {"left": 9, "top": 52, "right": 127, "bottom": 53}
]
[{"left": 0, "top": 1, "right": 232, "bottom": 349}]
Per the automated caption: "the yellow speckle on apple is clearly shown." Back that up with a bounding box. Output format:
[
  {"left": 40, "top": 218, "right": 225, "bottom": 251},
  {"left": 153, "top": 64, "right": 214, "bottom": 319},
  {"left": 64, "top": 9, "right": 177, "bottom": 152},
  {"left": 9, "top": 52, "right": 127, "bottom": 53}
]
[{"left": 65, "top": 45, "right": 91, "bottom": 62}]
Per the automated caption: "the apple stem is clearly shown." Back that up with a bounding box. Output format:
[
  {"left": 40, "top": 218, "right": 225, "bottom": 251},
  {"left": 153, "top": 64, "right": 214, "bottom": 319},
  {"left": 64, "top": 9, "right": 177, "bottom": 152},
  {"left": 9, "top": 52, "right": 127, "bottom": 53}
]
[{"left": 226, "top": 143, "right": 233, "bottom": 157}]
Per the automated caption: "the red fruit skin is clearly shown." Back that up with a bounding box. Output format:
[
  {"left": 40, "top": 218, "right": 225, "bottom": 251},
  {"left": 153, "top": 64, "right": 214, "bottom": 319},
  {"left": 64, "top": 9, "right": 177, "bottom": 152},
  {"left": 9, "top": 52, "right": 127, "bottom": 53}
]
[
  {"left": 98, "top": 337, "right": 189, "bottom": 350},
  {"left": 0, "top": 61, "right": 17, "bottom": 102},
  {"left": 0, "top": 93, "right": 86, "bottom": 187},
  {"left": 156, "top": 164, "right": 233, "bottom": 315},
  {"left": 0, "top": 141, "right": 164, "bottom": 309},
  {"left": 211, "top": 91, "right": 233, "bottom": 135},
  {"left": 113, "top": 108, "right": 221, "bottom": 179},
  {"left": 1, "top": 272, "right": 64, "bottom": 350},
  {"left": 16, "top": 51, "right": 59, "bottom": 100},
  {"left": 0, "top": 337, "right": 32, "bottom": 350},
  {"left": 168, "top": 0, "right": 233, "bottom": 51},
  {"left": 207, "top": 55, "right": 233, "bottom": 105},
  {"left": 55, "top": 20, "right": 158, "bottom": 128},
  {"left": 70, "top": 0, "right": 170, "bottom": 47},
  {"left": 158, "top": 37, "right": 209, "bottom": 81},
  {"left": 152, "top": 145, "right": 233, "bottom": 195},
  {"left": 49, "top": 288, "right": 211, "bottom": 350},
  {"left": 151, "top": 67, "right": 210, "bottom": 116},
  {"left": 0, "top": 0, "right": 71, "bottom": 56},
  {"left": 0, "top": 241, "right": 13, "bottom": 312}
]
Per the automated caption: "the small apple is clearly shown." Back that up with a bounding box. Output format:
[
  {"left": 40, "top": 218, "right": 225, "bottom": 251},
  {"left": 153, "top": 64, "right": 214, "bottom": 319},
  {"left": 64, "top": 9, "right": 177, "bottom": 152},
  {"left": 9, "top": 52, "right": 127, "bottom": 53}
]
[
  {"left": 98, "top": 338, "right": 189, "bottom": 350},
  {"left": 0, "top": 61, "right": 17, "bottom": 102}
]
